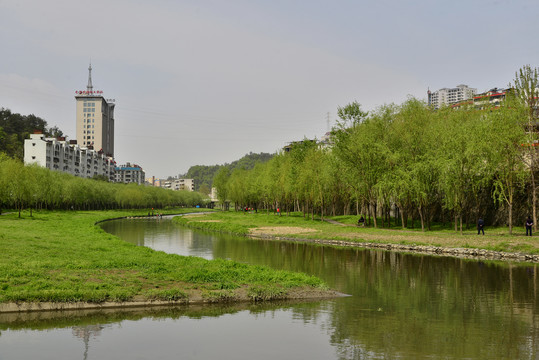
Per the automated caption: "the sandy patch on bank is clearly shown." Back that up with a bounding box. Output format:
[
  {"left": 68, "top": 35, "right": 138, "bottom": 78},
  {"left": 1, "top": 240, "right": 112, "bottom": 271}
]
[
  {"left": 250, "top": 226, "right": 319, "bottom": 236},
  {"left": 182, "top": 214, "right": 206, "bottom": 219}
]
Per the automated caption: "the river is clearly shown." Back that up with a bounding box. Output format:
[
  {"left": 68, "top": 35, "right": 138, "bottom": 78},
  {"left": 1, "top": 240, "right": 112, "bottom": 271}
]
[{"left": 1, "top": 217, "right": 538, "bottom": 359}]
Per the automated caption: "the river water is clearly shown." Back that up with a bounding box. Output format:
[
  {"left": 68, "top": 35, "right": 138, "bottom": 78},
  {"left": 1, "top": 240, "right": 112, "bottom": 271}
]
[{"left": 1, "top": 217, "right": 538, "bottom": 359}]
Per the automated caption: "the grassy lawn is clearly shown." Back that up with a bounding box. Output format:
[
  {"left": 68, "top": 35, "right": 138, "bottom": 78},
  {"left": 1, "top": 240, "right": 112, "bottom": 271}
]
[
  {"left": 175, "top": 211, "right": 539, "bottom": 255},
  {"left": 0, "top": 209, "right": 328, "bottom": 305}
]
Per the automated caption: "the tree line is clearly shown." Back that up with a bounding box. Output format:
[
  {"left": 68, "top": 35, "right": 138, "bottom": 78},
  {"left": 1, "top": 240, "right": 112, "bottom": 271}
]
[
  {"left": 181, "top": 152, "right": 274, "bottom": 193},
  {"left": 213, "top": 66, "right": 539, "bottom": 234},
  {"left": 0, "top": 154, "right": 207, "bottom": 217}
]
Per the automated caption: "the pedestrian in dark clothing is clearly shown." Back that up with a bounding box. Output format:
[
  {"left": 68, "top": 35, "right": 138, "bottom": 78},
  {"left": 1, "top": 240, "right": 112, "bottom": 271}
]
[
  {"left": 357, "top": 215, "right": 365, "bottom": 226},
  {"left": 477, "top": 218, "right": 485, "bottom": 235},
  {"left": 526, "top": 216, "right": 533, "bottom": 236},
  {"left": 357, "top": 216, "right": 365, "bottom": 227}
]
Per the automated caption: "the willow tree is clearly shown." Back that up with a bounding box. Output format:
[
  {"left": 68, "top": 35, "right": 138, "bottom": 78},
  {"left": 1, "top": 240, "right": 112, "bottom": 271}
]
[
  {"left": 4, "top": 157, "right": 33, "bottom": 217},
  {"left": 332, "top": 102, "right": 370, "bottom": 216},
  {"left": 512, "top": 65, "right": 539, "bottom": 230},
  {"left": 489, "top": 96, "right": 528, "bottom": 234},
  {"left": 213, "top": 166, "right": 231, "bottom": 210},
  {"left": 389, "top": 98, "right": 438, "bottom": 231},
  {"left": 436, "top": 106, "right": 491, "bottom": 233},
  {"left": 0, "top": 153, "right": 10, "bottom": 213}
]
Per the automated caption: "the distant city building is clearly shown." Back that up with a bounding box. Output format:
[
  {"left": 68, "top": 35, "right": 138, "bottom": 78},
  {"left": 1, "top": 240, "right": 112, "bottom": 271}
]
[
  {"left": 428, "top": 84, "right": 477, "bottom": 109},
  {"left": 472, "top": 87, "right": 510, "bottom": 108},
  {"left": 173, "top": 178, "right": 195, "bottom": 191},
  {"left": 75, "top": 64, "right": 115, "bottom": 157},
  {"left": 24, "top": 132, "right": 115, "bottom": 180},
  {"left": 114, "top": 163, "right": 145, "bottom": 184},
  {"left": 160, "top": 178, "right": 195, "bottom": 191},
  {"left": 210, "top": 187, "right": 218, "bottom": 202},
  {"left": 145, "top": 176, "right": 156, "bottom": 186}
]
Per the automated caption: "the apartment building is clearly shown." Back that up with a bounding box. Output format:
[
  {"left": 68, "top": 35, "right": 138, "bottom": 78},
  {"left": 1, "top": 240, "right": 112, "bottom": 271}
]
[
  {"left": 472, "top": 87, "right": 509, "bottom": 108},
  {"left": 428, "top": 84, "right": 477, "bottom": 108},
  {"left": 114, "top": 163, "right": 145, "bottom": 185},
  {"left": 24, "top": 133, "right": 115, "bottom": 180},
  {"left": 159, "top": 178, "right": 195, "bottom": 191}
]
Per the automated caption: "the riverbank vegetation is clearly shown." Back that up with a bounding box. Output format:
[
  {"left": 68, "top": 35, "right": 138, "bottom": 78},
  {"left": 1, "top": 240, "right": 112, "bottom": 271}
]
[
  {"left": 175, "top": 208, "right": 539, "bottom": 255},
  {"left": 214, "top": 67, "right": 539, "bottom": 235},
  {"left": 0, "top": 154, "right": 208, "bottom": 217},
  {"left": 0, "top": 210, "right": 329, "bottom": 306}
]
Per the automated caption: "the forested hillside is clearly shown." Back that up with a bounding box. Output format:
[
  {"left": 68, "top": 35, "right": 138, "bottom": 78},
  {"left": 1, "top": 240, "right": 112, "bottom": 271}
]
[
  {"left": 181, "top": 152, "right": 274, "bottom": 191},
  {"left": 0, "top": 108, "right": 64, "bottom": 160}
]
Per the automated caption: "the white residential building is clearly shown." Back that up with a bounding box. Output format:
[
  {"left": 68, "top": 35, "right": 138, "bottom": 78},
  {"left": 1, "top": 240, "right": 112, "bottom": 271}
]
[
  {"left": 428, "top": 84, "right": 477, "bottom": 108},
  {"left": 114, "top": 163, "right": 145, "bottom": 184},
  {"left": 24, "top": 133, "right": 115, "bottom": 180},
  {"left": 172, "top": 178, "right": 195, "bottom": 191},
  {"left": 161, "top": 178, "right": 195, "bottom": 191}
]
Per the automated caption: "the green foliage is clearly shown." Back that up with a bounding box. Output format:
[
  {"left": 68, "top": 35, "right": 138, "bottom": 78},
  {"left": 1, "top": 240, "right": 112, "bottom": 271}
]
[
  {"left": 247, "top": 285, "right": 287, "bottom": 301},
  {"left": 182, "top": 152, "right": 274, "bottom": 191},
  {"left": 0, "top": 108, "right": 64, "bottom": 160},
  {"left": 0, "top": 210, "right": 328, "bottom": 304},
  {"left": 145, "top": 288, "right": 188, "bottom": 301},
  {"left": 0, "top": 156, "right": 206, "bottom": 213},
  {"left": 208, "top": 91, "right": 533, "bottom": 232},
  {"left": 173, "top": 215, "right": 251, "bottom": 235}
]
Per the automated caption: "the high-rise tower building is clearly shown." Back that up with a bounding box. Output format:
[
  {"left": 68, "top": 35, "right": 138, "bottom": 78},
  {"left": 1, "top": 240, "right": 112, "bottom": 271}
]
[{"left": 75, "top": 64, "right": 115, "bottom": 157}]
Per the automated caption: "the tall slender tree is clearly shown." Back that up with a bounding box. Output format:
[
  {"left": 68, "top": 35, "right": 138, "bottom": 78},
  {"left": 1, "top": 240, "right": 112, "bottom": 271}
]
[{"left": 512, "top": 65, "right": 539, "bottom": 230}]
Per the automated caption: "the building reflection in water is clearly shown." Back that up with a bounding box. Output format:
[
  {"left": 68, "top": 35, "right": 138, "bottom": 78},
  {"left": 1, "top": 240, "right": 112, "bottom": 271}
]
[{"left": 72, "top": 325, "right": 105, "bottom": 360}]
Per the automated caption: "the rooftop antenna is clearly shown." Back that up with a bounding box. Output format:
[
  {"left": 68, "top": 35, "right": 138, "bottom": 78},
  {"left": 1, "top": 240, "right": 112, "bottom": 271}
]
[
  {"left": 87, "top": 62, "right": 93, "bottom": 92},
  {"left": 326, "top": 112, "right": 331, "bottom": 133}
]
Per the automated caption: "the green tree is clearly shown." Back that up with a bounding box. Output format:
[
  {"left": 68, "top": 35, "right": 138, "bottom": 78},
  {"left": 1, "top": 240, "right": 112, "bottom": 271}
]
[
  {"left": 336, "top": 101, "right": 368, "bottom": 128},
  {"left": 512, "top": 65, "right": 539, "bottom": 230},
  {"left": 489, "top": 96, "right": 528, "bottom": 234},
  {"left": 436, "top": 106, "right": 490, "bottom": 233},
  {"left": 213, "top": 167, "right": 231, "bottom": 210}
]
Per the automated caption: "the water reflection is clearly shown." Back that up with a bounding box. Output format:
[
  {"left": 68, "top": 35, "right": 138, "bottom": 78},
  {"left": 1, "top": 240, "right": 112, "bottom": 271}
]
[
  {"left": 100, "top": 218, "right": 539, "bottom": 359},
  {"left": 100, "top": 218, "right": 217, "bottom": 259},
  {"left": 2, "top": 218, "right": 539, "bottom": 359},
  {"left": 0, "top": 301, "right": 336, "bottom": 360},
  {"left": 72, "top": 325, "right": 105, "bottom": 360}
]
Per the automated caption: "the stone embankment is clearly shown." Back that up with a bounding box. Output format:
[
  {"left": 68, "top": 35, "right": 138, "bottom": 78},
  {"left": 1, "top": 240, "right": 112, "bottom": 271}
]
[{"left": 249, "top": 234, "right": 539, "bottom": 263}]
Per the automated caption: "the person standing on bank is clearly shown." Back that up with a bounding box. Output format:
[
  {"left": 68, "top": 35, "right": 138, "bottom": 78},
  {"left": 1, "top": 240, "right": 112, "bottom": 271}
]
[
  {"left": 477, "top": 218, "right": 485, "bottom": 235},
  {"left": 526, "top": 216, "right": 533, "bottom": 236}
]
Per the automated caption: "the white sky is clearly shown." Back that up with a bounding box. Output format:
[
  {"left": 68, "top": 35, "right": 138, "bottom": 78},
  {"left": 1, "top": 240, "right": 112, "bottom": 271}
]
[{"left": 1, "top": 0, "right": 538, "bottom": 178}]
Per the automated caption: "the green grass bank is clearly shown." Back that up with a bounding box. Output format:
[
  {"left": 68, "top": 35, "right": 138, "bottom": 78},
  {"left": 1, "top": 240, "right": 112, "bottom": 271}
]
[
  {"left": 174, "top": 211, "right": 539, "bottom": 259},
  {"left": 0, "top": 209, "right": 332, "bottom": 311}
]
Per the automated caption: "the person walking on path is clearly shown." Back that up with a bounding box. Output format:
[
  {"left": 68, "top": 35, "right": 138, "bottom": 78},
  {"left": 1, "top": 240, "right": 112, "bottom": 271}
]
[
  {"left": 477, "top": 218, "right": 485, "bottom": 235},
  {"left": 526, "top": 216, "right": 534, "bottom": 236}
]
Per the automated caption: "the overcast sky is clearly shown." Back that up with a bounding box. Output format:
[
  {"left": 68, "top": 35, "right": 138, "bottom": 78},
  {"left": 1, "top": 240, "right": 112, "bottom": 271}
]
[{"left": 1, "top": 0, "right": 538, "bottom": 178}]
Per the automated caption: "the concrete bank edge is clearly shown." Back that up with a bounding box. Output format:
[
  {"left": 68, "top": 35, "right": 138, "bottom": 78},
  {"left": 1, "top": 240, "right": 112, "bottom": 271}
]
[
  {"left": 0, "top": 291, "right": 345, "bottom": 314},
  {"left": 249, "top": 234, "right": 539, "bottom": 263}
]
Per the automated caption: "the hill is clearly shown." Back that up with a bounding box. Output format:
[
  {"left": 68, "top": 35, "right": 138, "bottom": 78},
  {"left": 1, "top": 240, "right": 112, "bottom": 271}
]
[{"left": 181, "top": 152, "right": 274, "bottom": 192}]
